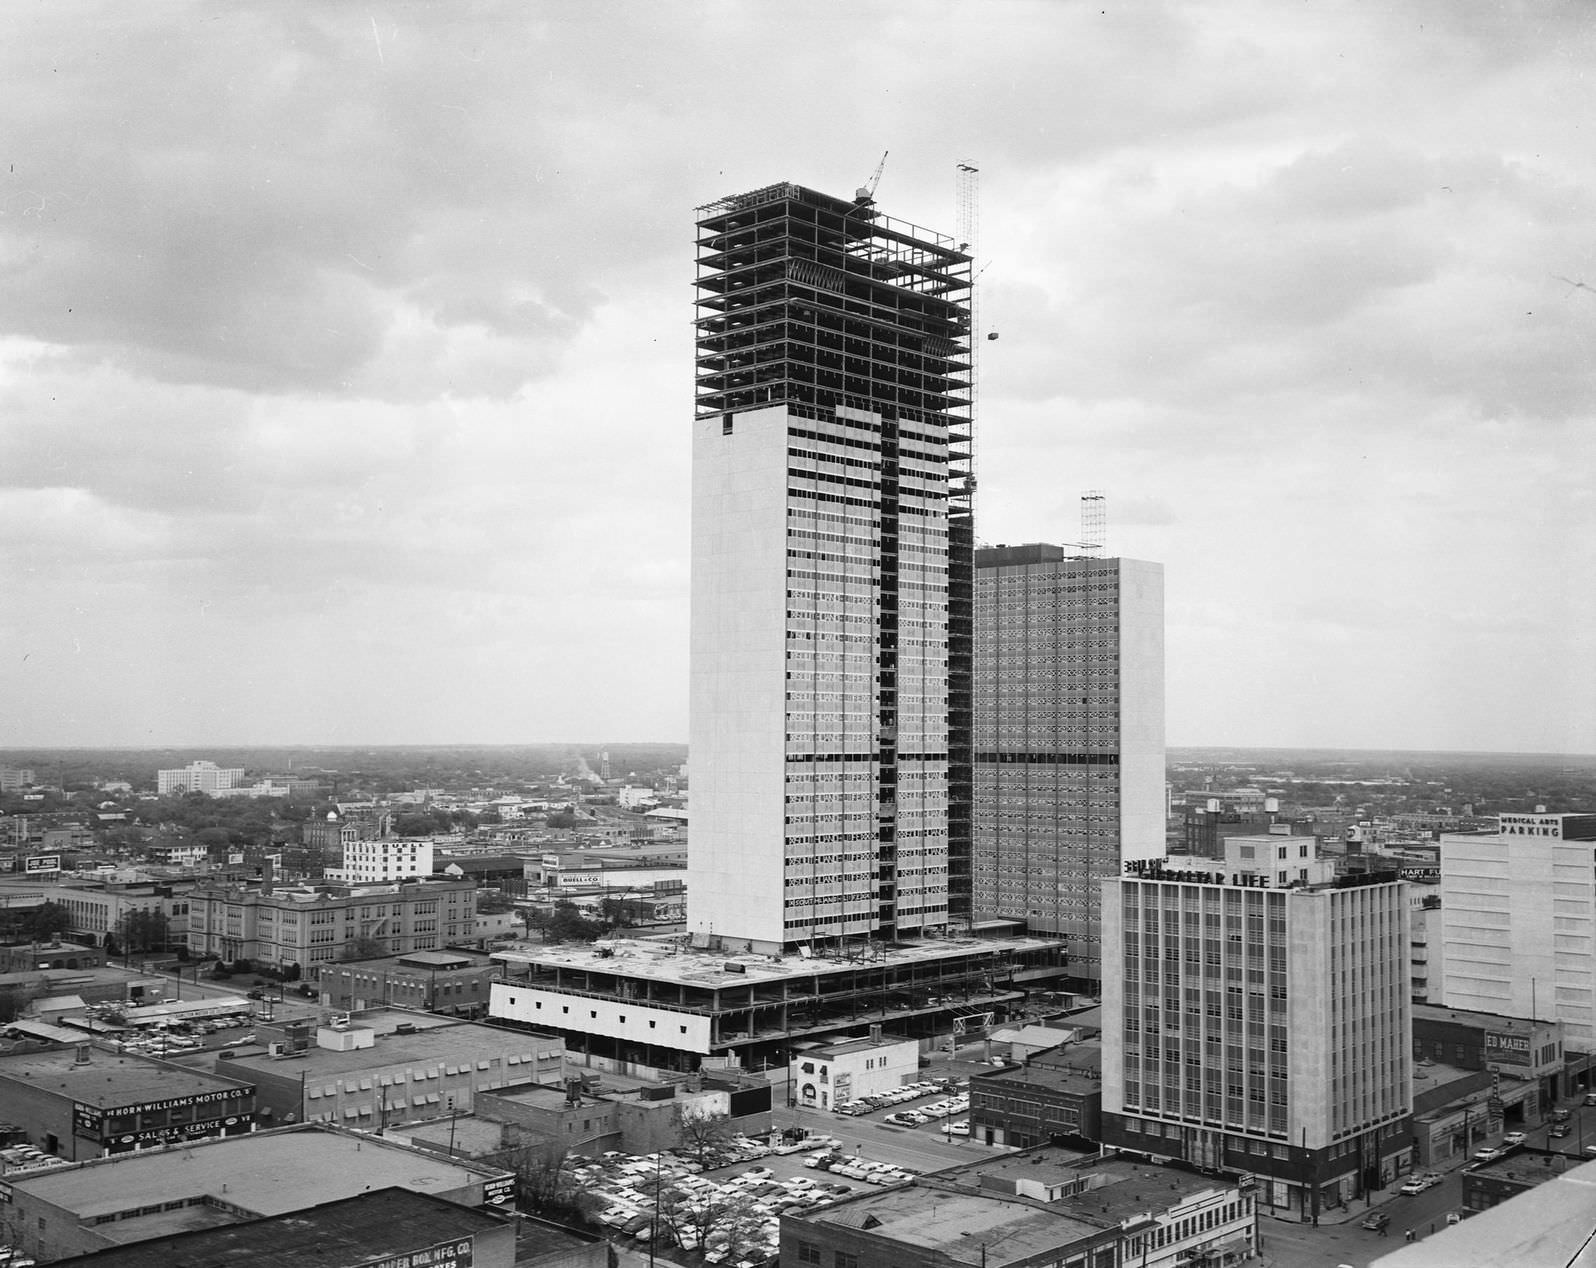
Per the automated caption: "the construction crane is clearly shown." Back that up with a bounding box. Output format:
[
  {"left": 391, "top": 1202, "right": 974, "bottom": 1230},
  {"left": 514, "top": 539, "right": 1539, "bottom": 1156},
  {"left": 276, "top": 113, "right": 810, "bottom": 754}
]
[{"left": 855, "top": 150, "right": 888, "bottom": 204}]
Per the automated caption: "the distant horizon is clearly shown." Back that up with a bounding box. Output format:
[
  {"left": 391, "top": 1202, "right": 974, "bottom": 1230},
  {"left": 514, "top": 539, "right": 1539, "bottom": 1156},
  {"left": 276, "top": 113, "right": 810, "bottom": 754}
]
[
  {"left": 2, "top": 741, "right": 1593, "bottom": 762},
  {"left": 3, "top": 8, "right": 1592, "bottom": 760}
]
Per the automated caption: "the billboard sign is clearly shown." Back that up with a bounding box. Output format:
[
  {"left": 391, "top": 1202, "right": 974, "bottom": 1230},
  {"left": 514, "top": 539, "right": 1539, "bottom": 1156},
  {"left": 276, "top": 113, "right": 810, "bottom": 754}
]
[
  {"left": 363, "top": 1239, "right": 474, "bottom": 1268},
  {"left": 24, "top": 855, "right": 61, "bottom": 874},
  {"left": 483, "top": 1174, "right": 515, "bottom": 1206},
  {"left": 1484, "top": 1031, "right": 1532, "bottom": 1067}
]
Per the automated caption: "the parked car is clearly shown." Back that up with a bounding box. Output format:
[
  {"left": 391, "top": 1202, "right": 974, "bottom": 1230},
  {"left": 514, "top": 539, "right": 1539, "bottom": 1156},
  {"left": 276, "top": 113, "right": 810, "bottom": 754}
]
[
  {"left": 1398, "top": 1177, "right": 1428, "bottom": 1196},
  {"left": 1360, "top": 1211, "right": 1390, "bottom": 1232},
  {"left": 1503, "top": 1131, "right": 1527, "bottom": 1146},
  {"left": 1551, "top": 1108, "right": 1572, "bottom": 1123},
  {"left": 1550, "top": 1123, "right": 1571, "bottom": 1138}
]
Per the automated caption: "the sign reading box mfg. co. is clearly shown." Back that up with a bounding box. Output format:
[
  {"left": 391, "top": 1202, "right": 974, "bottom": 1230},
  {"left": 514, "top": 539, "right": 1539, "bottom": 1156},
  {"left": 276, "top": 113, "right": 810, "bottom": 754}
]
[{"left": 362, "top": 1238, "right": 474, "bottom": 1268}]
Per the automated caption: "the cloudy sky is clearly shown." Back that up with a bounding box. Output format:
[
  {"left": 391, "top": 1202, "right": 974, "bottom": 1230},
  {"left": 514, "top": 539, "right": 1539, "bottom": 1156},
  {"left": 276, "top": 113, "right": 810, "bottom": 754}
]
[{"left": 2, "top": 2, "right": 1592, "bottom": 754}]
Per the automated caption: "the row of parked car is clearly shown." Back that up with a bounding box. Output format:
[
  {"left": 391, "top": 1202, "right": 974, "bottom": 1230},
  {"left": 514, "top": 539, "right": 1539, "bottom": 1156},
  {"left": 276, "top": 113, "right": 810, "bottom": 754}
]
[
  {"left": 0, "top": 1144, "right": 69, "bottom": 1178},
  {"left": 803, "top": 1149, "right": 917, "bottom": 1185},
  {"left": 835, "top": 1077, "right": 966, "bottom": 1116},
  {"left": 882, "top": 1092, "right": 971, "bottom": 1129},
  {"left": 569, "top": 1142, "right": 855, "bottom": 1265}
]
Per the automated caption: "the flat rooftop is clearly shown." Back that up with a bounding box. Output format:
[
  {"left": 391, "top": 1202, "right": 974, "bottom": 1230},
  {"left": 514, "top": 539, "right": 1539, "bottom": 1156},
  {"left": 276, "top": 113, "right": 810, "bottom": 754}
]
[
  {"left": 804, "top": 1184, "right": 1104, "bottom": 1266},
  {"left": 932, "top": 1150, "right": 1233, "bottom": 1226},
  {"left": 976, "top": 1062, "right": 1101, "bottom": 1096},
  {"left": 494, "top": 934, "right": 1062, "bottom": 989},
  {"left": 1366, "top": 1157, "right": 1596, "bottom": 1266},
  {"left": 0, "top": 1048, "right": 251, "bottom": 1109},
  {"left": 220, "top": 1016, "right": 560, "bottom": 1081},
  {"left": 48, "top": 1186, "right": 505, "bottom": 1267},
  {"left": 1413, "top": 1003, "right": 1546, "bottom": 1035},
  {"left": 395, "top": 1114, "right": 508, "bottom": 1157},
  {"left": 6, "top": 1125, "right": 501, "bottom": 1219},
  {"left": 811, "top": 1034, "right": 917, "bottom": 1058}
]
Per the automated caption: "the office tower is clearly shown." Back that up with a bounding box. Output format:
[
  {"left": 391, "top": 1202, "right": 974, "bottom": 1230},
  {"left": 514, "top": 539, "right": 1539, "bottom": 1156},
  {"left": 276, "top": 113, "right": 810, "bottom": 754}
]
[
  {"left": 1101, "top": 865, "right": 1412, "bottom": 1217},
  {"left": 972, "top": 546, "right": 1164, "bottom": 987},
  {"left": 688, "top": 181, "right": 973, "bottom": 952},
  {"left": 156, "top": 760, "right": 245, "bottom": 795},
  {"left": 1440, "top": 812, "right": 1596, "bottom": 1045}
]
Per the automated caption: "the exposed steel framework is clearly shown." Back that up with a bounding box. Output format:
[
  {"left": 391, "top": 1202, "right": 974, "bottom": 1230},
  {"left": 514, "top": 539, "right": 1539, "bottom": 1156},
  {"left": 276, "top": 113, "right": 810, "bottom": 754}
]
[
  {"left": 694, "top": 181, "right": 977, "bottom": 934},
  {"left": 694, "top": 181, "right": 973, "bottom": 434}
]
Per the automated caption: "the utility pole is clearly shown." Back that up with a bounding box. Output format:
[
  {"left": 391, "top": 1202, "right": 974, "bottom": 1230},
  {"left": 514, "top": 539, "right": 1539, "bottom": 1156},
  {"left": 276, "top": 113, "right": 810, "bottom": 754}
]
[{"left": 648, "top": 1158, "right": 662, "bottom": 1268}]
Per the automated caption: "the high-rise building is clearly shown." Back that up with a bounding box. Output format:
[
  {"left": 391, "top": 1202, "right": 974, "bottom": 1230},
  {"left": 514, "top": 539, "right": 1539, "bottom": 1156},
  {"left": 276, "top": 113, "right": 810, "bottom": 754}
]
[
  {"left": 687, "top": 181, "right": 973, "bottom": 951},
  {"left": 157, "top": 760, "right": 244, "bottom": 796},
  {"left": 1101, "top": 865, "right": 1412, "bottom": 1218},
  {"left": 972, "top": 546, "right": 1165, "bottom": 987},
  {"left": 1440, "top": 812, "right": 1596, "bottom": 1045}
]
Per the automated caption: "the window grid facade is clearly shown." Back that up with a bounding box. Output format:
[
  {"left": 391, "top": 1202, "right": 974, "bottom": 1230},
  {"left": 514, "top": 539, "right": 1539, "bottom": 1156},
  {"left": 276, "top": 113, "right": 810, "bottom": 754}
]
[
  {"left": 688, "top": 182, "right": 972, "bottom": 949},
  {"left": 1102, "top": 872, "right": 1412, "bottom": 1205},
  {"left": 972, "top": 550, "right": 1164, "bottom": 984}
]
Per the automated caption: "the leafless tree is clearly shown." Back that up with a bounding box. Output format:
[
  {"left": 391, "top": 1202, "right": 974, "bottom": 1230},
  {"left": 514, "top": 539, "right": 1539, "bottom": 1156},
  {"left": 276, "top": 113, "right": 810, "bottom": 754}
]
[{"left": 676, "top": 1106, "right": 733, "bottom": 1168}]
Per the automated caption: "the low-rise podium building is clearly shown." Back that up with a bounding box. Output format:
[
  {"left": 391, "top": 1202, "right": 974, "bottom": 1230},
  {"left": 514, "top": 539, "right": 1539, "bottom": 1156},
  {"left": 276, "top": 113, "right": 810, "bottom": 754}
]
[
  {"left": 0, "top": 1043, "right": 255, "bottom": 1160},
  {"left": 0, "top": 1124, "right": 515, "bottom": 1264}
]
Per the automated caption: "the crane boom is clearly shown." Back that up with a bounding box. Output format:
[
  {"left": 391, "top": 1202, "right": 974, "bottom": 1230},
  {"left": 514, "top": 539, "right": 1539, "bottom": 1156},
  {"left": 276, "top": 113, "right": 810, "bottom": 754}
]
[{"left": 856, "top": 150, "right": 889, "bottom": 203}]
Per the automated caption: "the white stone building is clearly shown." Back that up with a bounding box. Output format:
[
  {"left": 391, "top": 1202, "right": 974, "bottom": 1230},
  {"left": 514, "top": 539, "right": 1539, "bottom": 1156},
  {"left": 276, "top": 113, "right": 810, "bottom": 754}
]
[
  {"left": 1101, "top": 864, "right": 1412, "bottom": 1216},
  {"left": 330, "top": 838, "right": 436, "bottom": 884},
  {"left": 687, "top": 182, "right": 973, "bottom": 952},
  {"left": 1440, "top": 812, "right": 1596, "bottom": 1046},
  {"left": 156, "top": 760, "right": 244, "bottom": 796},
  {"left": 790, "top": 1031, "right": 918, "bottom": 1110}
]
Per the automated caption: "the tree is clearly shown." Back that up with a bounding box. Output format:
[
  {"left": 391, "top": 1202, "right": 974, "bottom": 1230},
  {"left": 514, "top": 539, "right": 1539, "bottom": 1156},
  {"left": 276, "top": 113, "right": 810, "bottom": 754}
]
[
  {"left": 342, "top": 935, "right": 388, "bottom": 961},
  {"left": 391, "top": 808, "right": 455, "bottom": 837},
  {"left": 476, "top": 889, "right": 516, "bottom": 914},
  {"left": 0, "top": 981, "right": 43, "bottom": 1024},
  {"left": 545, "top": 810, "right": 580, "bottom": 830},
  {"left": 503, "top": 1146, "right": 606, "bottom": 1221},
  {"left": 598, "top": 897, "right": 652, "bottom": 929},
  {"left": 658, "top": 1186, "right": 742, "bottom": 1253},
  {"left": 675, "top": 1107, "right": 733, "bottom": 1169},
  {"left": 543, "top": 902, "right": 603, "bottom": 943},
  {"left": 103, "top": 826, "right": 149, "bottom": 851},
  {"left": 26, "top": 901, "right": 72, "bottom": 942},
  {"left": 116, "top": 908, "right": 170, "bottom": 955}
]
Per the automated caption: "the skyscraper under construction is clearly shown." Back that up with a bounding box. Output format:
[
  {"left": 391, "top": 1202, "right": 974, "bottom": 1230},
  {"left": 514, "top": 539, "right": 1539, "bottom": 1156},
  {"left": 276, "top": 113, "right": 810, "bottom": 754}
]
[{"left": 687, "top": 181, "right": 973, "bottom": 952}]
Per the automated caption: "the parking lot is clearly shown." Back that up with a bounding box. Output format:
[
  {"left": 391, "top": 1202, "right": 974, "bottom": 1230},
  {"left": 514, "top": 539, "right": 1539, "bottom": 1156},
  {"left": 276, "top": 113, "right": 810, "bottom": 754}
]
[
  {"left": 569, "top": 1129, "right": 879, "bottom": 1264},
  {"left": 836, "top": 1077, "right": 971, "bottom": 1136}
]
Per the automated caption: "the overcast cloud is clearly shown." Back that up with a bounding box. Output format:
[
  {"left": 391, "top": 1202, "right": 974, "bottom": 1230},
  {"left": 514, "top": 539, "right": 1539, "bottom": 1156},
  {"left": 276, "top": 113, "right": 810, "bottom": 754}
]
[{"left": 2, "top": 1, "right": 1592, "bottom": 753}]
